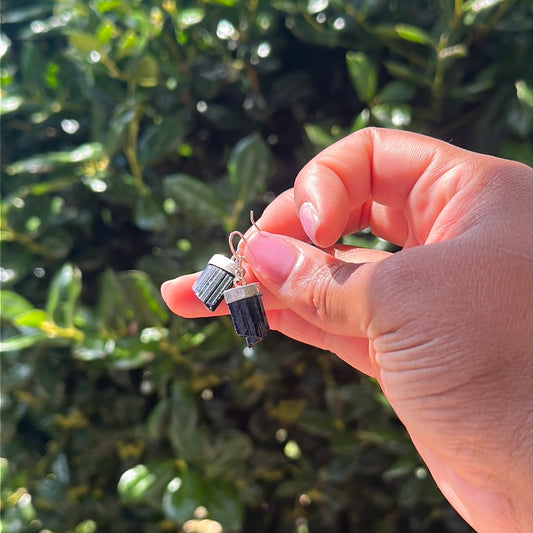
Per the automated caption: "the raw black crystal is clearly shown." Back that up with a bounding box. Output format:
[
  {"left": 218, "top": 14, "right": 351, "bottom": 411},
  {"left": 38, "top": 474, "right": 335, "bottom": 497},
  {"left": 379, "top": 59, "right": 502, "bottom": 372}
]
[
  {"left": 224, "top": 283, "right": 269, "bottom": 347},
  {"left": 193, "top": 254, "right": 238, "bottom": 312}
]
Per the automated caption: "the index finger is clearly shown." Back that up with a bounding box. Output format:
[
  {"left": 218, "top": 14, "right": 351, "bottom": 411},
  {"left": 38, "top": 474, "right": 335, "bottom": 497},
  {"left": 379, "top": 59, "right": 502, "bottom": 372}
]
[{"left": 256, "top": 127, "right": 529, "bottom": 248}]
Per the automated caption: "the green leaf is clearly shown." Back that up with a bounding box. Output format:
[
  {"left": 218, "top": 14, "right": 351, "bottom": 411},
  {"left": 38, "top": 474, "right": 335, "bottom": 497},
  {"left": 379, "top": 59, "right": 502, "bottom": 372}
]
[
  {"left": 205, "top": 480, "right": 244, "bottom": 531},
  {"left": 68, "top": 32, "right": 103, "bottom": 55},
  {"left": 118, "top": 461, "right": 176, "bottom": 503},
  {"left": 163, "top": 469, "right": 244, "bottom": 530},
  {"left": 371, "top": 104, "right": 412, "bottom": 129},
  {"left": 350, "top": 108, "right": 371, "bottom": 132},
  {"left": 6, "top": 143, "right": 104, "bottom": 175},
  {"left": 46, "top": 263, "right": 82, "bottom": 327},
  {"left": 138, "top": 109, "right": 191, "bottom": 165},
  {"left": 346, "top": 52, "right": 377, "bottom": 103},
  {"left": 177, "top": 7, "right": 205, "bottom": 29},
  {"left": 162, "top": 469, "right": 204, "bottom": 523},
  {"left": 130, "top": 55, "right": 159, "bottom": 87},
  {"left": 134, "top": 195, "right": 167, "bottom": 231},
  {"left": 383, "top": 61, "right": 430, "bottom": 87},
  {"left": 163, "top": 173, "right": 227, "bottom": 224},
  {"left": 0, "top": 331, "right": 47, "bottom": 352},
  {"left": 0, "top": 291, "right": 35, "bottom": 320},
  {"left": 13, "top": 309, "right": 47, "bottom": 328},
  {"left": 376, "top": 80, "right": 417, "bottom": 104},
  {"left": 304, "top": 123, "right": 338, "bottom": 150},
  {"left": 227, "top": 133, "right": 272, "bottom": 206},
  {"left": 117, "top": 270, "right": 169, "bottom": 327},
  {"left": 393, "top": 24, "right": 434, "bottom": 46}
]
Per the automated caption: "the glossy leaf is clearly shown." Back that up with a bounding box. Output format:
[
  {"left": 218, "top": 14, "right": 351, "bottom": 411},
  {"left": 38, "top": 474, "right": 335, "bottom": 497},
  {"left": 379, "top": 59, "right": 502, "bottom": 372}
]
[
  {"left": 346, "top": 51, "right": 377, "bottom": 103},
  {"left": 138, "top": 109, "right": 191, "bottom": 165},
  {"left": 45, "top": 263, "right": 82, "bottom": 327},
  {"left": 227, "top": 133, "right": 272, "bottom": 207},
  {"left": 117, "top": 270, "right": 169, "bottom": 327},
  {"left": 0, "top": 291, "right": 35, "bottom": 320},
  {"left": 163, "top": 173, "right": 227, "bottom": 223}
]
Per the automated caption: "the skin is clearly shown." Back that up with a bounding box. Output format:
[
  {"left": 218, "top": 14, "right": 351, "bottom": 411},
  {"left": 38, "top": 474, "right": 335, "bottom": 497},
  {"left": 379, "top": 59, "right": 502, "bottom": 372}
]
[{"left": 161, "top": 128, "right": 532, "bottom": 532}]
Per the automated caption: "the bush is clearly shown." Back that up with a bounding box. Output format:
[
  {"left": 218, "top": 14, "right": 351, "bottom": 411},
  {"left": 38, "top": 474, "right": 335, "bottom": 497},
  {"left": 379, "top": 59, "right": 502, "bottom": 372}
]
[{"left": 1, "top": 1, "right": 531, "bottom": 531}]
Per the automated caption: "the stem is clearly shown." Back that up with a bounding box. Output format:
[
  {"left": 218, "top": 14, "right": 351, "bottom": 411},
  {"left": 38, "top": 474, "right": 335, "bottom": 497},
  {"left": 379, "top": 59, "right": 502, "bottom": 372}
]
[
  {"left": 124, "top": 81, "right": 148, "bottom": 196},
  {"left": 1, "top": 225, "right": 58, "bottom": 260}
]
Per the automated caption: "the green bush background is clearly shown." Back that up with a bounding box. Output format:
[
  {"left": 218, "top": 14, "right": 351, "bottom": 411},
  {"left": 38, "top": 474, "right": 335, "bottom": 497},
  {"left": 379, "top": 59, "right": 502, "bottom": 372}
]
[{"left": 1, "top": 0, "right": 531, "bottom": 531}]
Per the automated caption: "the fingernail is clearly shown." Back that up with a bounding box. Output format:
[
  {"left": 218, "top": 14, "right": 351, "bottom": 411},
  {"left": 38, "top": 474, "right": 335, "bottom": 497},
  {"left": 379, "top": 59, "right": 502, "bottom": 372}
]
[
  {"left": 246, "top": 232, "right": 298, "bottom": 285},
  {"left": 160, "top": 279, "right": 174, "bottom": 301},
  {"left": 299, "top": 202, "right": 319, "bottom": 244}
]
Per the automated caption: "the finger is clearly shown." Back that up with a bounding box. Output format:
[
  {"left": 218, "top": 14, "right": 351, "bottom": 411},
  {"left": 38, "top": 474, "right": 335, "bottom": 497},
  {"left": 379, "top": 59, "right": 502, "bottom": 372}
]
[
  {"left": 245, "top": 230, "right": 381, "bottom": 339},
  {"left": 292, "top": 127, "right": 529, "bottom": 247},
  {"left": 160, "top": 272, "right": 286, "bottom": 318},
  {"left": 268, "top": 308, "right": 377, "bottom": 377}
]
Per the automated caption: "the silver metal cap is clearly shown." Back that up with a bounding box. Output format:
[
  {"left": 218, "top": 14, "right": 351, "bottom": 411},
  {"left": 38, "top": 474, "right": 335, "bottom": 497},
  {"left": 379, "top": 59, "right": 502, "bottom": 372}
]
[
  {"left": 224, "top": 282, "right": 262, "bottom": 304},
  {"left": 208, "top": 254, "right": 238, "bottom": 275}
]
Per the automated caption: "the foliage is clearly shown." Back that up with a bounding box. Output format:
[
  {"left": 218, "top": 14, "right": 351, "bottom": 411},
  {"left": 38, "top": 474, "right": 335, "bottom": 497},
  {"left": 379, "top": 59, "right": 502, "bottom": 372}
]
[{"left": 1, "top": 0, "right": 531, "bottom": 531}]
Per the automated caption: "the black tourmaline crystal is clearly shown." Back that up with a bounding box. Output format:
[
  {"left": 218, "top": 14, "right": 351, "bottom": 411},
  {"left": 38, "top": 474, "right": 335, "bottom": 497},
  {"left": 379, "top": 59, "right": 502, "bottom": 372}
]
[
  {"left": 224, "top": 282, "right": 269, "bottom": 347},
  {"left": 193, "top": 254, "right": 238, "bottom": 312}
]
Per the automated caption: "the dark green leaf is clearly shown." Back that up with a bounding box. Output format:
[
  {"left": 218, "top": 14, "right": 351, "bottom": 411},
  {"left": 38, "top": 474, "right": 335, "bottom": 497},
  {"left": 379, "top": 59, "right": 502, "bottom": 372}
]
[
  {"left": 117, "top": 270, "right": 169, "bottom": 327},
  {"left": 227, "top": 133, "right": 272, "bottom": 206},
  {"left": 45, "top": 263, "right": 82, "bottom": 327},
  {"left": 346, "top": 52, "right": 377, "bottom": 103},
  {"left": 163, "top": 173, "right": 227, "bottom": 224},
  {"left": 376, "top": 80, "right": 417, "bottom": 104},
  {"left": 138, "top": 109, "right": 191, "bottom": 165},
  {"left": 134, "top": 195, "right": 167, "bottom": 231}
]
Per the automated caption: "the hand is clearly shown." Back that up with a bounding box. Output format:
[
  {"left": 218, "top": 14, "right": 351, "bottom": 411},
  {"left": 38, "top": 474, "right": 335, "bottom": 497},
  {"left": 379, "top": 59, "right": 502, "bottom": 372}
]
[{"left": 161, "top": 128, "right": 532, "bottom": 532}]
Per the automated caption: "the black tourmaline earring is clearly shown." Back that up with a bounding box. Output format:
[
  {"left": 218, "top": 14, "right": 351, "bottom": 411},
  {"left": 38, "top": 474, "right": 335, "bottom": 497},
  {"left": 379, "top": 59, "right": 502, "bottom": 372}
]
[
  {"left": 223, "top": 218, "right": 269, "bottom": 347},
  {"left": 192, "top": 254, "right": 238, "bottom": 312}
]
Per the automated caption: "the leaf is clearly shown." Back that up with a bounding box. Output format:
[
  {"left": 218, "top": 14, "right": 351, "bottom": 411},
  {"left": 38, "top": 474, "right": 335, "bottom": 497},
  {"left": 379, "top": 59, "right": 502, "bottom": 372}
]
[
  {"left": 68, "top": 32, "right": 103, "bottom": 55},
  {"left": 177, "top": 7, "right": 205, "bottom": 29},
  {"left": 6, "top": 143, "right": 104, "bottom": 175},
  {"left": 118, "top": 461, "right": 176, "bottom": 504},
  {"left": 138, "top": 109, "right": 191, "bottom": 165},
  {"left": 393, "top": 24, "right": 434, "bottom": 46},
  {"left": 346, "top": 52, "right": 377, "bottom": 103},
  {"left": 0, "top": 331, "right": 48, "bottom": 352},
  {"left": 163, "top": 173, "right": 227, "bottom": 224},
  {"left": 384, "top": 61, "right": 430, "bottom": 87},
  {"left": 134, "top": 195, "right": 167, "bottom": 231},
  {"left": 130, "top": 55, "right": 159, "bottom": 88},
  {"left": 227, "top": 133, "right": 272, "bottom": 206},
  {"left": 162, "top": 469, "right": 244, "bottom": 530},
  {"left": 350, "top": 108, "right": 370, "bottom": 132},
  {"left": 162, "top": 469, "right": 204, "bottom": 523},
  {"left": 304, "top": 123, "right": 338, "bottom": 150},
  {"left": 13, "top": 309, "right": 47, "bottom": 328},
  {"left": 46, "top": 263, "right": 82, "bottom": 327},
  {"left": 117, "top": 270, "right": 169, "bottom": 327},
  {"left": 0, "top": 291, "right": 35, "bottom": 320},
  {"left": 371, "top": 104, "right": 412, "bottom": 129},
  {"left": 375, "top": 80, "right": 417, "bottom": 104}
]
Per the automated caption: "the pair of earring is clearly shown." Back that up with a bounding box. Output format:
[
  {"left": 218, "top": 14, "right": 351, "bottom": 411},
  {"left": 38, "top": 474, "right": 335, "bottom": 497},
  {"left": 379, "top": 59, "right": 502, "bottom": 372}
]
[{"left": 192, "top": 212, "right": 269, "bottom": 347}]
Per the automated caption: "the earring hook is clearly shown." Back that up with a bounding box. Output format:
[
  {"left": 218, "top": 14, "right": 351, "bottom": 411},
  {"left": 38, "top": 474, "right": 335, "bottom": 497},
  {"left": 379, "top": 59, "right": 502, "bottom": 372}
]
[{"left": 250, "top": 210, "right": 261, "bottom": 231}]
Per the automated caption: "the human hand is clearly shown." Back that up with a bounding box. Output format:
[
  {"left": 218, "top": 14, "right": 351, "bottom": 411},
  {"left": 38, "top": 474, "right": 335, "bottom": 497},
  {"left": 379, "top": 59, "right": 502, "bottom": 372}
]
[{"left": 161, "top": 128, "right": 532, "bottom": 532}]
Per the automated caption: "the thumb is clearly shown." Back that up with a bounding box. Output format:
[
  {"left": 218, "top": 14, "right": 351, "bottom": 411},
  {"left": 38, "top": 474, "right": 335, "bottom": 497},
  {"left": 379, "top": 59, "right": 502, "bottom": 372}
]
[{"left": 245, "top": 231, "right": 382, "bottom": 339}]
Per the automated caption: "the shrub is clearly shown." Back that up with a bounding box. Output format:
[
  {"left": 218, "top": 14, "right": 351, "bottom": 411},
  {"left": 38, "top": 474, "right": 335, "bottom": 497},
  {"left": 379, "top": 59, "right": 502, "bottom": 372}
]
[{"left": 1, "top": 0, "right": 531, "bottom": 531}]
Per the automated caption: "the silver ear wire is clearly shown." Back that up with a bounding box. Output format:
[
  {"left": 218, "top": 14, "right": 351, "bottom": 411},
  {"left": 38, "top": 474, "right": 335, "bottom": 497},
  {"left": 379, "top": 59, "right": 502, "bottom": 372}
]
[
  {"left": 228, "top": 231, "right": 247, "bottom": 286},
  {"left": 250, "top": 210, "right": 261, "bottom": 231}
]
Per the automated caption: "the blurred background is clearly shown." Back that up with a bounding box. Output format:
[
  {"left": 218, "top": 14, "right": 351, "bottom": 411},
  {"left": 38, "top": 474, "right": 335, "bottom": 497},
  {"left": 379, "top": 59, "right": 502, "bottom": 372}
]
[{"left": 1, "top": 0, "right": 532, "bottom": 531}]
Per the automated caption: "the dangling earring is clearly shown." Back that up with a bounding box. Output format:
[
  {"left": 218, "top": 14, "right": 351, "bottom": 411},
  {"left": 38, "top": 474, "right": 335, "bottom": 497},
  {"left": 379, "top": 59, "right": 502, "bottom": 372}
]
[
  {"left": 192, "top": 253, "right": 238, "bottom": 312},
  {"left": 192, "top": 211, "right": 269, "bottom": 346},
  {"left": 223, "top": 220, "right": 269, "bottom": 347}
]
